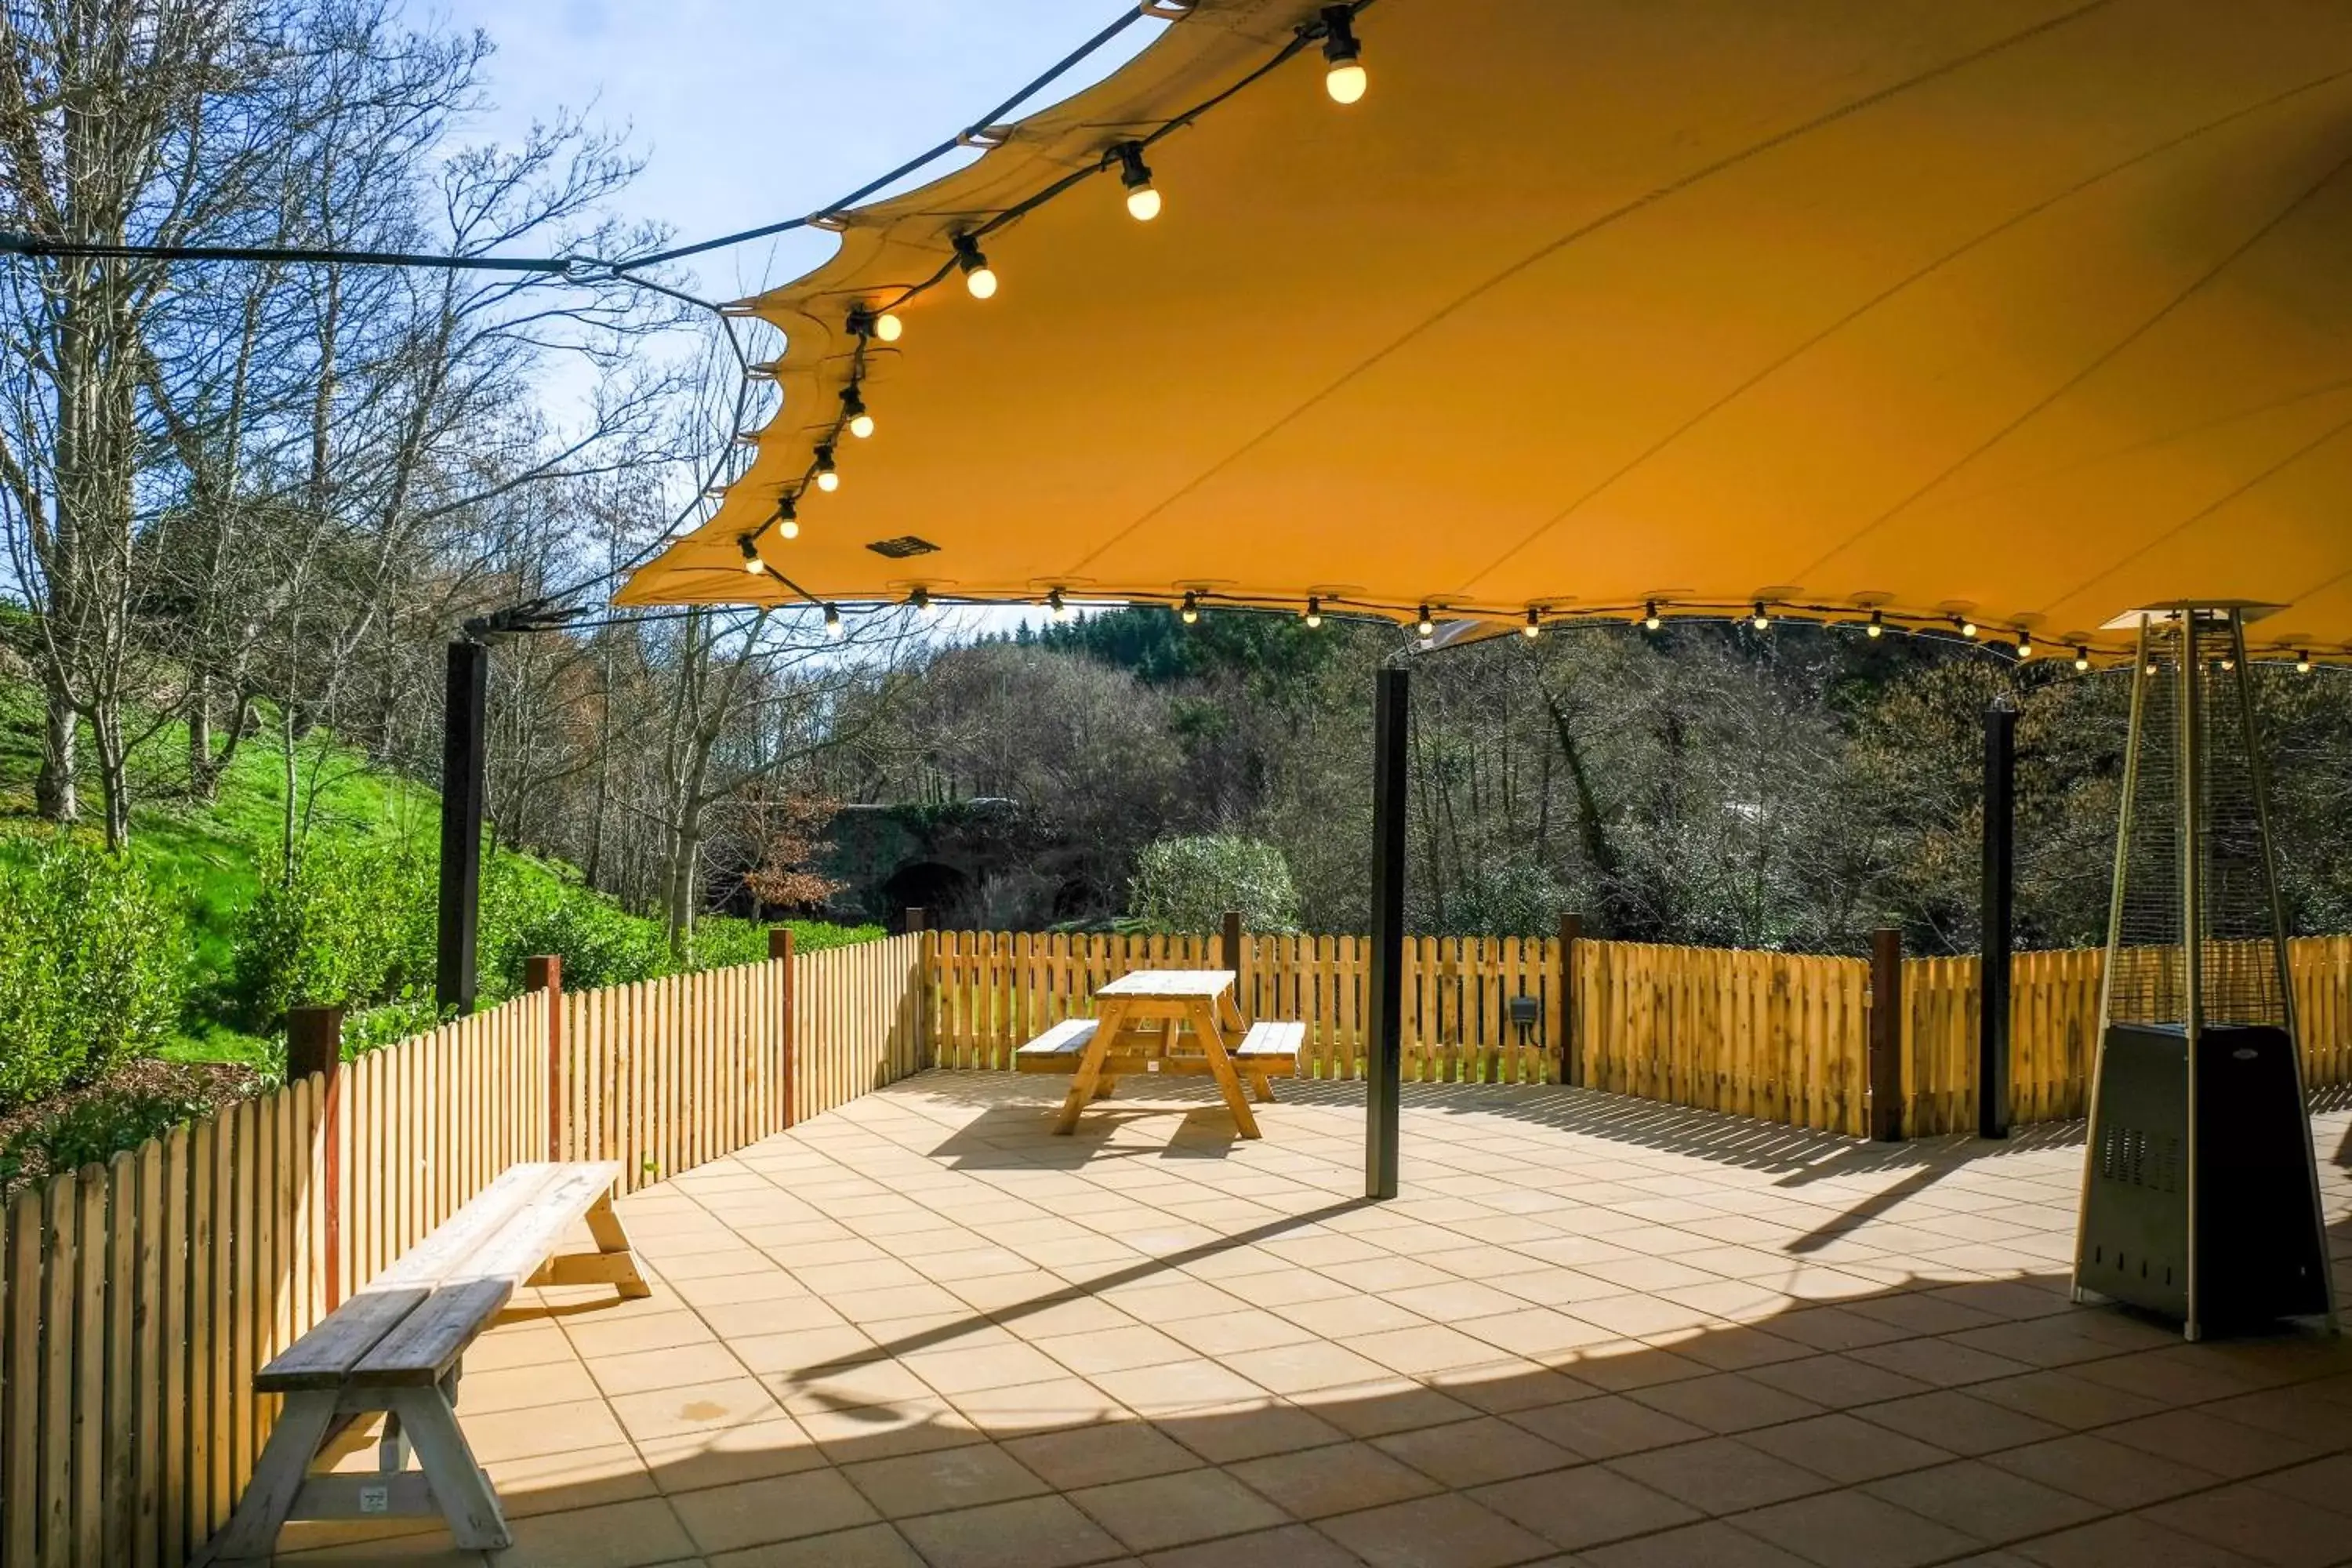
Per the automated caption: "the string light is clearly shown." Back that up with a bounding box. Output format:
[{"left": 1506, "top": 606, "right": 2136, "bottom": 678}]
[
  {"left": 2016, "top": 633, "right": 2034, "bottom": 659},
  {"left": 823, "top": 604, "right": 844, "bottom": 637},
  {"left": 1180, "top": 590, "right": 1200, "bottom": 625},
  {"left": 775, "top": 496, "right": 800, "bottom": 539},
  {"left": 739, "top": 535, "right": 766, "bottom": 575},
  {"left": 1304, "top": 596, "right": 1323, "bottom": 629},
  {"left": 953, "top": 233, "right": 996, "bottom": 299},
  {"left": 2220, "top": 655, "right": 2236, "bottom": 672},
  {"left": 1957, "top": 616, "right": 1978, "bottom": 640},
  {"left": 1319, "top": 5, "right": 1366, "bottom": 103},
  {"left": 2074, "top": 647, "right": 2091, "bottom": 673},
  {"left": 909, "top": 586, "right": 937, "bottom": 619},
  {"left": 1047, "top": 587, "right": 1069, "bottom": 622},
  {"left": 1115, "top": 143, "right": 1160, "bottom": 222},
  {"left": 1416, "top": 604, "right": 1435, "bottom": 637},
  {"left": 1866, "top": 608, "right": 1884, "bottom": 639},
  {"left": 1751, "top": 601, "right": 1770, "bottom": 630},
  {"left": 848, "top": 307, "right": 904, "bottom": 344},
  {"left": 874, "top": 310, "right": 902, "bottom": 342},
  {"left": 2296, "top": 650, "right": 2314, "bottom": 673},
  {"left": 1642, "top": 601, "right": 1662, "bottom": 632},
  {"left": 842, "top": 386, "right": 874, "bottom": 439},
  {"left": 1522, "top": 608, "right": 1541, "bottom": 640},
  {"left": 814, "top": 445, "right": 840, "bottom": 492}
]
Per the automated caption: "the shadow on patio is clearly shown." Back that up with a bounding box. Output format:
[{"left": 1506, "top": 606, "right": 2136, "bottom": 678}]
[{"left": 272, "top": 1070, "right": 2352, "bottom": 1568}]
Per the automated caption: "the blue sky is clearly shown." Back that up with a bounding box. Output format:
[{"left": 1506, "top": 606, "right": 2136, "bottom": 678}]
[{"left": 436, "top": 1, "right": 1166, "bottom": 305}]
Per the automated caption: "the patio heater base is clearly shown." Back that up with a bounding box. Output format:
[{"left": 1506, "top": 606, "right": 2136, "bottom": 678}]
[{"left": 2076, "top": 1022, "right": 2329, "bottom": 1330}]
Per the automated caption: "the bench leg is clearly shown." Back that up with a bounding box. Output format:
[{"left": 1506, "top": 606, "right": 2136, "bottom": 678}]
[
  {"left": 200, "top": 1390, "right": 340, "bottom": 1562},
  {"left": 1092, "top": 1075, "right": 1120, "bottom": 1101},
  {"left": 1247, "top": 1070, "right": 1276, "bottom": 1104},
  {"left": 529, "top": 1191, "right": 652, "bottom": 1299},
  {"left": 392, "top": 1386, "right": 512, "bottom": 1550}
]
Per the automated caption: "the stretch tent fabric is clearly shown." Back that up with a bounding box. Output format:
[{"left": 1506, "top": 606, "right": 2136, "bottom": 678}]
[{"left": 618, "top": 0, "right": 2352, "bottom": 661}]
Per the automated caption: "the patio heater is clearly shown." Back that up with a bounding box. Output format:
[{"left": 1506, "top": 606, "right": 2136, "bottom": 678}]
[{"left": 2071, "top": 605, "right": 2335, "bottom": 1339}]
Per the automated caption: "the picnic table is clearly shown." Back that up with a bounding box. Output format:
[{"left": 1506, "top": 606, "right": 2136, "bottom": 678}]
[{"left": 1015, "top": 968, "right": 1301, "bottom": 1138}]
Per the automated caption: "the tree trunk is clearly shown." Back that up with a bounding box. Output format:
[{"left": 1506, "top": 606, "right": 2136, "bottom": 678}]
[
  {"left": 188, "top": 670, "right": 216, "bottom": 801},
  {"left": 35, "top": 684, "right": 78, "bottom": 822}
]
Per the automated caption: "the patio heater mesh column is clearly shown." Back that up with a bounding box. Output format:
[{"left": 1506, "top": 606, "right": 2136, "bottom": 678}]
[{"left": 2071, "top": 608, "right": 2333, "bottom": 1338}]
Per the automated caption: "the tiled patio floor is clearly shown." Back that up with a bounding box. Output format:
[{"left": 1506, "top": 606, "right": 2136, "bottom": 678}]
[{"left": 278, "top": 1073, "right": 2352, "bottom": 1567}]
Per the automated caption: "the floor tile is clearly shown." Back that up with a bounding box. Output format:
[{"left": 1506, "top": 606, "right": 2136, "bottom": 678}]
[
  {"left": 1371, "top": 1415, "right": 1580, "bottom": 1488},
  {"left": 1230, "top": 1440, "right": 1440, "bottom": 1518},
  {"left": 1734, "top": 1487, "right": 1984, "bottom": 1568},
  {"left": 895, "top": 1494, "right": 1128, "bottom": 1568},
  {"left": 1864, "top": 1460, "right": 2104, "bottom": 1544},
  {"left": 840, "top": 1442, "right": 1050, "bottom": 1518},
  {"left": 1069, "top": 1468, "right": 1290, "bottom": 1551},
  {"left": 1313, "top": 1491, "right": 1558, "bottom": 1568},
  {"left": 669, "top": 1468, "right": 878, "bottom": 1553},
  {"left": 1472, "top": 1461, "right": 1700, "bottom": 1549}
]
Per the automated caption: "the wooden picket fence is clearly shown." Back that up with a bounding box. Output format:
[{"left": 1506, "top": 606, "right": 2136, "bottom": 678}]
[
  {"left": 0, "top": 935, "right": 924, "bottom": 1567},
  {"left": 925, "top": 930, "right": 1562, "bottom": 1084},
  {"left": 924, "top": 930, "right": 2352, "bottom": 1138},
  {"left": 1571, "top": 943, "right": 1871, "bottom": 1134}
]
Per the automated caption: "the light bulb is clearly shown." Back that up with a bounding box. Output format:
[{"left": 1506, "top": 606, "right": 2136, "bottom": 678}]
[
  {"left": 954, "top": 234, "right": 996, "bottom": 299},
  {"left": 1304, "top": 597, "right": 1323, "bottom": 629},
  {"left": 1047, "top": 589, "right": 1068, "bottom": 622},
  {"left": 1866, "top": 609, "right": 1884, "bottom": 639},
  {"left": 2074, "top": 648, "right": 2092, "bottom": 673},
  {"left": 2016, "top": 637, "right": 2034, "bottom": 659},
  {"left": 874, "top": 311, "right": 902, "bottom": 342},
  {"left": 775, "top": 498, "right": 799, "bottom": 540},
  {"left": 841, "top": 387, "right": 873, "bottom": 440},
  {"left": 814, "top": 445, "right": 839, "bottom": 492},
  {"left": 2296, "top": 651, "right": 2314, "bottom": 673},
  {"left": 2220, "top": 656, "right": 2236, "bottom": 672},
  {"left": 1115, "top": 143, "right": 1160, "bottom": 221},
  {"left": 1415, "top": 604, "right": 1434, "bottom": 638},
  {"left": 849, "top": 412, "right": 874, "bottom": 439},
  {"left": 779, "top": 515, "right": 800, "bottom": 539},
  {"left": 823, "top": 604, "right": 844, "bottom": 638},
  {"left": 1751, "top": 602, "right": 1770, "bottom": 631},
  {"left": 739, "top": 535, "right": 765, "bottom": 575},
  {"left": 909, "top": 587, "right": 936, "bottom": 619},
  {"left": 1642, "top": 601, "right": 1661, "bottom": 632},
  {"left": 1959, "top": 619, "right": 1978, "bottom": 639},
  {"left": 1522, "top": 609, "right": 1541, "bottom": 640},
  {"left": 2145, "top": 661, "right": 2159, "bottom": 676},
  {"left": 1179, "top": 591, "right": 1200, "bottom": 626},
  {"left": 1320, "top": 6, "right": 1366, "bottom": 103}
]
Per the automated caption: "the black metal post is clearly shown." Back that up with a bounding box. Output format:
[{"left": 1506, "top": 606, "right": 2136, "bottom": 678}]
[
  {"left": 1366, "top": 666, "right": 1409, "bottom": 1200},
  {"left": 1980, "top": 697, "right": 2016, "bottom": 1138},
  {"left": 437, "top": 639, "right": 489, "bottom": 1015}
]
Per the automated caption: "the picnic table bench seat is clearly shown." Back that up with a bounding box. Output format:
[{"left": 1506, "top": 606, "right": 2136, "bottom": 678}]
[{"left": 204, "top": 1161, "right": 648, "bottom": 1561}]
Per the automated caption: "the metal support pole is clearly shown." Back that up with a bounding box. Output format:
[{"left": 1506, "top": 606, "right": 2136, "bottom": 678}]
[
  {"left": 436, "top": 640, "right": 489, "bottom": 1015},
  {"left": 1980, "top": 699, "right": 2016, "bottom": 1139},
  {"left": 1367, "top": 666, "right": 1409, "bottom": 1200},
  {"left": 1870, "top": 927, "right": 1904, "bottom": 1142}
]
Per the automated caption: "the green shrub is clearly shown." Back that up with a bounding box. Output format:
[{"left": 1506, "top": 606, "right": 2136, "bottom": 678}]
[
  {"left": 687, "top": 916, "right": 885, "bottom": 969},
  {"left": 229, "top": 834, "right": 437, "bottom": 1029},
  {"left": 1, "top": 1087, "right": 211, "bottom": 1184},
  {"left": 0, "top": 843, "right": 185, "bottom": 1112},
  {"left": 1128, "top": 833, "right": 1301, "bottom": 934},
  {"left": 478, "top": 858, "right": 674, "bottom": 997}
]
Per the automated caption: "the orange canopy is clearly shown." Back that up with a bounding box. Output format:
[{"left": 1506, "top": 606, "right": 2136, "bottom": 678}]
[{"left": 617, "top": 0, "right": 2352, "bottom": 661}]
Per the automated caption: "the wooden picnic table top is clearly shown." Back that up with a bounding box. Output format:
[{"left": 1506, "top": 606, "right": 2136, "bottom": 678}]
[{"left": 1094, "top": 967, "right": 1236, "bottom": 998}]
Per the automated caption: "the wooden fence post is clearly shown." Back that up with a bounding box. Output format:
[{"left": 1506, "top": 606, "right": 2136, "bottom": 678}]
[
  {"left": 1870, "top": 927, "right": 1904, "bottom": 1141},
  {"left": 771, "top": 927, "right": 797, "bottom": 1128},
  {"left": 285, "top": 1005, "right": 344, "bottom": 1306},
  {"left": 1558, "top": 913, "right": 1583, "bottom": 1087},
  {"left": 1220, "top": 909, "right": 1245, "bottom": 1021},
  {"left": 526, "top": 955, "right": 563, "bottom": 1159}
]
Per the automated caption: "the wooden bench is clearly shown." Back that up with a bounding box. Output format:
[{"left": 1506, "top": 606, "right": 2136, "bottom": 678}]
[
  {"left": 1015, "top": 1016, "right": 1301, "bottom": 1103},
  {"left": 205, "top": 1162, "right": 648, "bottom": 1561}
]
